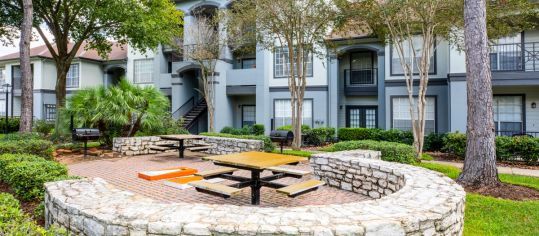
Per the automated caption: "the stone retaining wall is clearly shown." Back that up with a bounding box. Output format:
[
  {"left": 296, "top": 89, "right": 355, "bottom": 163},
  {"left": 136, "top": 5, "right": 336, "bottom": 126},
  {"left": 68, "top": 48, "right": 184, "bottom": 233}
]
[
  {"left": 45, "top": 150, "right": 465, "bottom": 235},
  {"left": 310, "top": 150, "right": 404, "bottom": 199},
  {"left": 112, "top": 136, "right": 263, "bottom": 156}
]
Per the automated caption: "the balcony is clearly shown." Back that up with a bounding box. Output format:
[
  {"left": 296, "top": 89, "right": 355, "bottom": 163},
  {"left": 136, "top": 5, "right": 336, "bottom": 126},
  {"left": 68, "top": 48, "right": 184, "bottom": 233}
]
[
  {"left": 490, "top": 42, "right": 539, "bottom": 72},
  {"left": 343, "top": 69, "right": 378, "bottom": 96}
]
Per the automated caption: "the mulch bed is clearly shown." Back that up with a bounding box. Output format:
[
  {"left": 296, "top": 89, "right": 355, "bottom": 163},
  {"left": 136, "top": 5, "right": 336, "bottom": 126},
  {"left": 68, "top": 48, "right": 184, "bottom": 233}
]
[
  {"left": 0, "top": 181, "right": 44, "bottom": 226},
  {"left": 54, "top": 147, "right": 121, "bottom": 165},
  {"left": 465, "top": 183, "right": 539, "bottom": 201}
]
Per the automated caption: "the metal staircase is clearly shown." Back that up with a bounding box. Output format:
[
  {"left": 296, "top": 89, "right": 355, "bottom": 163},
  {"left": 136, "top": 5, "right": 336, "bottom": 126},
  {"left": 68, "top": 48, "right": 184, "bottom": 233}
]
[{"left": 173, "top": 97, "right": 207, "bottom": 130}]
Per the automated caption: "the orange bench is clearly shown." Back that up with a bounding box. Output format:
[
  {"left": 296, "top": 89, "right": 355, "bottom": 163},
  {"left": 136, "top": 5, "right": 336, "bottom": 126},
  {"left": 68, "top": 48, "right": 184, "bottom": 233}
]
[{"left": 138, "top": 167, "right": 198, "bottom": 181}]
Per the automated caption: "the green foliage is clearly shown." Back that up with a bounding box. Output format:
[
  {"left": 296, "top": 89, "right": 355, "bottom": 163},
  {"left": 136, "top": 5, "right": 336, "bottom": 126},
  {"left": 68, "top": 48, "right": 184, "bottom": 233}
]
[
  {"left": 0, "top": 154, "right": 45, "bottom": 180},
  {"left": 508, "top": 136, "right": 539, "bottom": 164},
  {"left": 252, "top": 124, "right": 265, "bottom": 135},
  {"left": 33, "top": 120, "right": 55, "bottom": 135},
  {"left": 136, "top": 115, "right": 189, "bottom": 137},
  {"left": 0, "top": 193, "right": 67, "bottom": 235},
  {"left": 423, "top": 132, "right": 447, "bottom": 152},
  {"left": 304, "top": 128, "right": 335, "bottom": 146},
  {"left": 220, "top": 125, "right": 265, "bottom": 136},
  {"left": 442, "top": 132, "right": 467, "bottom": 158},
  {"left": 0, "top": 139, "right": 54, "bottom": 159},
  {"left": 421, "top": 153, "right": 434, "bottom": 161},
  {"left": 4, "top": 161, "right": 68, "bottom": 201},
  {"left": 337, "top": 128, "right": 414, "bottom": 145},
  {"left": 0, "top": 132, "right": 42, "bottom": 141},
  {"left": 200, "top": 132, "right": 275, "bottom": 152},
  {"left": 328, "top": 140, "right": 416, "bottom": 164},
  {"left": 66, "top": 79, "right": 172, "bottom": 145},
  {"left": 495, "top": 136, "right": 514, "bottom": 161},
  {"left": 0, "top": 117, "right": 20, "bottom": 133},
  {"left": 277, "top": 125, "right": 311, "bottom": 132}
]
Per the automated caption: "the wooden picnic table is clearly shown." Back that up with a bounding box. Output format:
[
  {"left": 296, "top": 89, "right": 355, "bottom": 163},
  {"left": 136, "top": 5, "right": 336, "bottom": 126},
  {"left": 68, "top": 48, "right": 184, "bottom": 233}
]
[
  {"left": 202, "top": 152, "right": 307, "bottom": 205},
  {"left": 158, "top": 135, "right": 204, "bottom": 159}
]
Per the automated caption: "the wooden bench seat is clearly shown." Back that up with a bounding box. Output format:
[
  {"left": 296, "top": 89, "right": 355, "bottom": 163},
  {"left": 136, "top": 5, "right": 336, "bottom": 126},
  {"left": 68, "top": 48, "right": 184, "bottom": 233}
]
[
  {"left": 149, "top": 145, "right": 174, "bottom": 151},
  {"left": 186, "top": 145, "right": 212, "bottom": 152},
  {"left": 189, "top": 180, "right": 241, "bottom": 198},
  {"left": 195, "top": 167, "right": 237, "bottom": 178},
  {"left": 277, "top": 180, "right": 325, "bottom": 197},
  {"left": 267, "top": 166, "right": 311, "bottom": 177}
]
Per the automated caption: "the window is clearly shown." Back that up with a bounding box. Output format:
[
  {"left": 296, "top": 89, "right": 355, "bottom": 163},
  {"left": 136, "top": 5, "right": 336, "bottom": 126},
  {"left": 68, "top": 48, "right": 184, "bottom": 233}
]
[
  {"left": 12, "top": 65, "right": 34, "bottom": 90},
  {"left": 392, "top": 97, "right": 436, "bottom": 133},
  {"left": 242, "top": 105, "right": 256, "bottom": 127},
  {"left": 0, "top": 68, "right": 4, "bottom": 85},
  {"left": 43, "top": 104, "right": 56, "bottom": 121},
  {"left": 274, "top": 47, "right": 313, "bottom": 78},
  {"left": 66, "top": 64, "right": 80, "bottom": 88},
  {"left": 274, "top": 99, "right": 313, "bottom": 128},
  {"left": 347, "top": 106, "right": 377, "bottom": 128},
  {"left": 391, "top": 36, "right": 435, "bottom": 75},
  {"left": 241, "top": 58, "right": 256, "bottom": 69},
  {"left": 347, "top": 52, "right": 377, "bottom": 86},
  {"left": 134, "top": 59, "right": 154, "bottom": 83},
  {"left": 490, "top": 34, "right": 522, "bottom": 71},
  {"left": 493, "top": 95, "right": 523, "bottom": 135}
]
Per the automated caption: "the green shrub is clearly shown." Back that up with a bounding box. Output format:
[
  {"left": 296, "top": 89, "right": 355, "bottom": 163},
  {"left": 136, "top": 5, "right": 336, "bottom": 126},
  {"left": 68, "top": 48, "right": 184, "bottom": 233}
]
[
  {"left": 510, "top": 136, "right": 539, "bottom": 164},
  {"left": 0, "top": 132, "right": 42, "bottom": 141},
  {"left": 304, "top": 128, "right": 335, "bottom": 146},
  {"left": 4, "top": 161, "right": 68, "bottom": 201},
  {"left": 33, "top": 120, "right": 55, "bottom": 135},
  {"left": 0, "top": 154, "right": 45, "bottom": 181},
  {"left": 337, "top": 128, "right": 381, "bottom": 141},
  {"left": 0, "top": 117, "right": 20, "bottom": 133},
  {"left": 137, "top": 114, "right": 189, "bottom": 137},
  {"left": 442, "top": 132, "right": 467, "bottom": 158},
  {"left": 424, "top": 132, "right": 447, "bottom": 151},
  {"left": 0, "top": 139, "right": 54, "bottom": 159},
  {"left": 328, "top": 140, "right": 416, "bottom": 164},
  {"left": 276, "top": 124, "right": 311, "bottom": 132},
  {"left": 200, "top": 132, "right": 275, "bottom": 152},
  {"left": 421, "top": 153, "right": 434, "bottom": 161},
  {"left": 379, "top": 129, "right": 414, "bottom": 145},
  {"left": 0, "top": 193, "right": 67, "bottom": 235},
  {"left": 252, "top": 124, "right": 265, "bottom": 135},
  {"left": 495, "top": 136, "right": 513, "bottom": 161}
]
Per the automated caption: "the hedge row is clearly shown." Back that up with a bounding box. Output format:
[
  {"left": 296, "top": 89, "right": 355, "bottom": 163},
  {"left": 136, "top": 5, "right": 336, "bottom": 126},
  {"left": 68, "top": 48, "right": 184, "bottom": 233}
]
[
  {"left": 220, "top": 124, "right": 265, "bottom": 136},
  {"left": 338, "top": 128, "right": 414, "bottom": 145},
  {"left": 0, "top": 193, "right": 66, "bottom": 235},
  {"left": 277, "top": 125, "right": 335, "bottom": 146},
  {"left": 0, "top": 139, "right": 54, "bottom": 159},
  {"left": 325, "top": 140, "right": 416, "bottom": 164},
  {"left": 200, "top": 132, "right": 275, "bottom": 152},
  {"left": 443, "top": 133, "right": 539, "bottom": 163},
  {"left": 0, "top": 154, "right": 69, "bottom": 201},
  {"left": 0, "top": 117, "right": 20, "bottom": 133}
]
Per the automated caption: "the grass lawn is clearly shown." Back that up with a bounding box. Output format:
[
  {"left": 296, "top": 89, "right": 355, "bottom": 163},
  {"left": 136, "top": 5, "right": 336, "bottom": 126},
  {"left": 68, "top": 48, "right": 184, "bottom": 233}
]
[
  {"left": 417, "top": 162, "right": 539, "bottom": 236},
  {"left": 271, "top": 149, "right": 314, "bottom": 158}
]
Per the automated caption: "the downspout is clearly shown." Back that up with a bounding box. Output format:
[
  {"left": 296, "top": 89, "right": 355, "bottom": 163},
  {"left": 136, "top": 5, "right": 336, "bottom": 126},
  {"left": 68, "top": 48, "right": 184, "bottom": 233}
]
[{"left": 326, "top": 48, "right": 331, "bottom": 128}]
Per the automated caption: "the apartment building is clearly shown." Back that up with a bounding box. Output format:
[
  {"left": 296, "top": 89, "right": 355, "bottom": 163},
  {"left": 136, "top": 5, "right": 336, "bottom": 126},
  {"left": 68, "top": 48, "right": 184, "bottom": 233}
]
[{"left": 0, "top": 43, "right": 127, "bottom": 120}]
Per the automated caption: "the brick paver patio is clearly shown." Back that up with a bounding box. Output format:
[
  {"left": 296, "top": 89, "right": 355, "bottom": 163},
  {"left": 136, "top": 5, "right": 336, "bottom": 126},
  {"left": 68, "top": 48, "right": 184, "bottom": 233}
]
[{"left": 68, "top": 152, "right": 370, "bottom": 207}]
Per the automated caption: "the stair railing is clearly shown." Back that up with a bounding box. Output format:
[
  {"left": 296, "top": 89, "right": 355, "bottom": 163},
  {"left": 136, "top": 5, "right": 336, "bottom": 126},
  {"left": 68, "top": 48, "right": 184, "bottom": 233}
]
[
  {"left": 172, "top": 96, "right": 195, "bottom": 119},
  {"left": 185, "top": 98, "right": 208, "bottom": 130}
]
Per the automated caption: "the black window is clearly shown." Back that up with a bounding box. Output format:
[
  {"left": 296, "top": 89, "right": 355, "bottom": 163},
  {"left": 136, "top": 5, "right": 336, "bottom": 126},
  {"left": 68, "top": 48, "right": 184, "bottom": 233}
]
[{"left": 346, "top": 106, "right": 377, "bottom": 128}]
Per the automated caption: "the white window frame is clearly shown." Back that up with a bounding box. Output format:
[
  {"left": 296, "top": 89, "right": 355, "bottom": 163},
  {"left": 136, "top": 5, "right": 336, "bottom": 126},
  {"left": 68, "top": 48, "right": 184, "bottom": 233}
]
[
  {"left": 274, "top": 46, "right": 313, "bottom": 78},
  {"left": 0, "top": 68, "right": 4, "bottom": 85},
  {"left": 273, "top": 99, "right": 313, "bottom": 128},
  {"left": 390, "top": 36, "right": 436, "bottom": 75},
  {"left": 134, "top": 58, "right": 154, "bottom": 83},
  {"left": 66, "top": 63, "right": 80, "bottom": 88},
  {"left": 392, "top": 96, "right": 436, "bottom": 133},
  {"left": 493, "top": 95, "right": 524, "bottom": 134}
]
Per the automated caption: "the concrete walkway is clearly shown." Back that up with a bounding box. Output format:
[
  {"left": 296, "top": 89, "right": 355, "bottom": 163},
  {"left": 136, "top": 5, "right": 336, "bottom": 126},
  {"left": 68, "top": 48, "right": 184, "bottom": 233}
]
[{"left": 424, "top": 160, "right": 539, "bottom": 178}]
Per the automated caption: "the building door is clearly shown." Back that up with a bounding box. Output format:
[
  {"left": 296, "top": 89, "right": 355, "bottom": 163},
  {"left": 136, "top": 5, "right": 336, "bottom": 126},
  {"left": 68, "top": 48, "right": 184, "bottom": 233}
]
[
  {"left": 346, "top": 106, "right": 377, "bottom": 128},
  {"left": 242, "top": 105, "right": 256, "bottom": 127}
]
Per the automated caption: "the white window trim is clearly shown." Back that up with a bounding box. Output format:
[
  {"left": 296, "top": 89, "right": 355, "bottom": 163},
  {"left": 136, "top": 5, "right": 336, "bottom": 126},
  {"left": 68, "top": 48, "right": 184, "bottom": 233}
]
[
  {"left": 391, "top": 96, "right": 436, "bottom": 133},
  {"left": 133, "top": 58, "right": 154, "bottom": 84},
  {"left": 273, "top": 46, "right": 313, "bottom": 78},
  {"left": 66, "top": 63, "right": 81, "bottom": 89},
  {"left": 273, "top": 99, "right": 314, "bottom": 128}
]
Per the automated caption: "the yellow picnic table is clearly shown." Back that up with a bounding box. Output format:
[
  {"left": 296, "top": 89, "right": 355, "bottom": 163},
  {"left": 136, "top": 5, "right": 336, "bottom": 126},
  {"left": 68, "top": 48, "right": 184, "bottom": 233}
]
[{"left": 202, "top": 152, "right": 307, "bottom": 205}]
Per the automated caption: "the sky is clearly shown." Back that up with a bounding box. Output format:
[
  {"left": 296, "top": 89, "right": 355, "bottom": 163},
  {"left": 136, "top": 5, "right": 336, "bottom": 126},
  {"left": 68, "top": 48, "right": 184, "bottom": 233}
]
[{"left": 0, "top": 29, "right": 52, "bottom": 56}]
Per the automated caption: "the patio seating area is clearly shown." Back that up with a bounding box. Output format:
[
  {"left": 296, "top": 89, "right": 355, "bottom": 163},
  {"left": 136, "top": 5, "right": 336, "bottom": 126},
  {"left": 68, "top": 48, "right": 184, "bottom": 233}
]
[{"left": 67, "top": 151, "right": 367, "bottom": 207}]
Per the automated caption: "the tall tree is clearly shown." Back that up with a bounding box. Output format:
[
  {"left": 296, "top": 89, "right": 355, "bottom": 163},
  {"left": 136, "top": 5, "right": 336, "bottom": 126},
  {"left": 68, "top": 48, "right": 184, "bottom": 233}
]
[
  {"left": 18, "top": 0, "right": 33, "bottom": 133},
  {"left": 179, "top": 13, "right": 223, "bottom": 132},
  {"left": 456, "top": 0, "right": 499, "bottom": 187},
  {"left": 2, "top": 0, "right": 183, "bottom": 134},
  {"left": 340, "top": 0, "right": 536, "bottom": 160},
  {"left": 225, "top": 0, "right": 337, "bottom": 149}
]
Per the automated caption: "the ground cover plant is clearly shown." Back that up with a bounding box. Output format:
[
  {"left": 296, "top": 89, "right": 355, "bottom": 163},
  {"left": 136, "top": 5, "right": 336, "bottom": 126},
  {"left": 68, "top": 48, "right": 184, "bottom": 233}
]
[{"left": 418, "top": 162, "right": 539, "bottom": 235}]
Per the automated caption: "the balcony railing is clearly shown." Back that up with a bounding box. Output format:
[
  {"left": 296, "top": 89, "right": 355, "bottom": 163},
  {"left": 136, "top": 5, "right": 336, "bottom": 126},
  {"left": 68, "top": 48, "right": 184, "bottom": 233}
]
[
  {"left": 344, "top": 69, "right": 377, "bottom": 87},
  {"left": 489, "top": 42, "right": 539, "bottom": 71}
]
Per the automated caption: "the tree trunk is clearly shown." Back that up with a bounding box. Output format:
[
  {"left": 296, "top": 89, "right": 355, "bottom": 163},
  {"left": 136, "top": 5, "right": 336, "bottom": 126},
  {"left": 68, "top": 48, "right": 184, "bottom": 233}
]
[
  {"left": 457, "top": 0, "right": 500, "bottom": 187},
  {"left": 53, "top": 63, "right": 69, "bottom": 136},
  {"left": 19, "top": 0, "right": 33, "bottom": 133}
]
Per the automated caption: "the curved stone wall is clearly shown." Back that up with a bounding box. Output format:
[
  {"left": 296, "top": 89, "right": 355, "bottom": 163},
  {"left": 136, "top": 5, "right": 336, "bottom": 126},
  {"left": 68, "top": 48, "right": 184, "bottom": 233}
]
[{"left": 46, "top": 150, "right": 465, "bottom": 235}]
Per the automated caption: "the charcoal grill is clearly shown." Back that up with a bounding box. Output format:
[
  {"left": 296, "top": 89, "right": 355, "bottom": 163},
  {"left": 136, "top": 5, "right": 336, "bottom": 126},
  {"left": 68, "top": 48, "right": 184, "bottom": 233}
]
[
  {"left": 72, "top": 128, "right": 101, "bottom": 157},
  {"left": 269, "top": 130, "right": 294, "bottom": 153}
]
